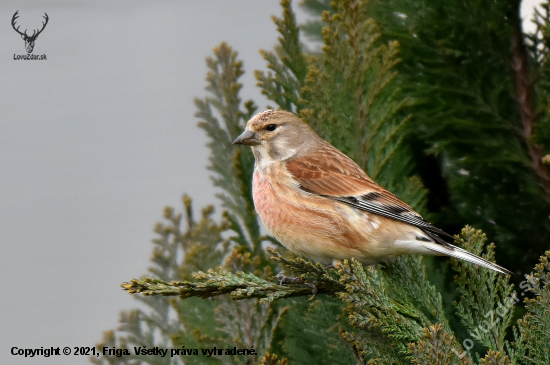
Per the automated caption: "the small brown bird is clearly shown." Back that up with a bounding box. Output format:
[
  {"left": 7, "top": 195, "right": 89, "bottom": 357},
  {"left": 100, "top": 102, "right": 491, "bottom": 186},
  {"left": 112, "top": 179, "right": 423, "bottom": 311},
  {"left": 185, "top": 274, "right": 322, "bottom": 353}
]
[{"left": 233, "top": 109, "right": 511, "bottom": 275}]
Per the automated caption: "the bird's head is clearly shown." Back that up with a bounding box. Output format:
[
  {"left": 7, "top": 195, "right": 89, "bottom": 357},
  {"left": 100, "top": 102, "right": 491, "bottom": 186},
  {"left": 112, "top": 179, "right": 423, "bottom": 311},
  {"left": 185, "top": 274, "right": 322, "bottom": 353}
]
[{"left": 233, "top": 110, "right": 322, "bottom": 163}]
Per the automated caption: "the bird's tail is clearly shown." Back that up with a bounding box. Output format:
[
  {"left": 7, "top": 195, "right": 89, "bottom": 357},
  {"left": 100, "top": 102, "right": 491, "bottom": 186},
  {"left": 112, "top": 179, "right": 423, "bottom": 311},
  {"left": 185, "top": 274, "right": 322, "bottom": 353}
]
[{"left": 423, "top": 242, "right": 512, "bottom": 275}]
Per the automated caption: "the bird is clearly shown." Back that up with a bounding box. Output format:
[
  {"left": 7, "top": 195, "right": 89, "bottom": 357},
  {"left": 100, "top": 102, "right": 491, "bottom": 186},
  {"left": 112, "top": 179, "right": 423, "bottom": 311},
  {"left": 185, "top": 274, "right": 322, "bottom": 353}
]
[{"left": 232, "top": 109, "right": 512, "bottom": 275}]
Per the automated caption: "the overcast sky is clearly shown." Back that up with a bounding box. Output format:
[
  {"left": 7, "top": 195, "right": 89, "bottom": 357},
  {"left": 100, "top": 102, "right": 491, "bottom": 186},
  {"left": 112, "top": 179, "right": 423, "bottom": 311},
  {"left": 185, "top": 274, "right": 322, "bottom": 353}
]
[
  {"left": 0, "top": 1, "right": 542, "bottom": 364},
  {"left": 0, "top": 1, "right": 296, "bottom": 364}
]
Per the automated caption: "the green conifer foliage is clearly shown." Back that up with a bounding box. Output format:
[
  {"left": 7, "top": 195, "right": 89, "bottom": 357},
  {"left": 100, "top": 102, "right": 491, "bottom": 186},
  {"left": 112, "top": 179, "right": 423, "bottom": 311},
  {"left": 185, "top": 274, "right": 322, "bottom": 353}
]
[
  {"left": 332, "top": 0, "right": 550, "bottom": 274},
  {"left": 96, "top": 1, "right": 550, "bottom": 364}
]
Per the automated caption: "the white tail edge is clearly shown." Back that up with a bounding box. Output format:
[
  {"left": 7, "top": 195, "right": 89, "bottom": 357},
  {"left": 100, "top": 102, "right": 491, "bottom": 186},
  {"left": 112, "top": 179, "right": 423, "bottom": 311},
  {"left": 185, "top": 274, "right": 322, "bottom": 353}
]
[{"left": 424, "top": 242, "right": 513, "bottom": 275}]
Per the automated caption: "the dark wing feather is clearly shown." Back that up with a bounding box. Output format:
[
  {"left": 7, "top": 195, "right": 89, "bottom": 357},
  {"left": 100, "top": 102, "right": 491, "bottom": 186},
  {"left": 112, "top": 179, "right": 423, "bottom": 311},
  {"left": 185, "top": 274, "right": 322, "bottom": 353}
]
[{"left": 287, "top": 143, "right": 454, "bottom": 245}]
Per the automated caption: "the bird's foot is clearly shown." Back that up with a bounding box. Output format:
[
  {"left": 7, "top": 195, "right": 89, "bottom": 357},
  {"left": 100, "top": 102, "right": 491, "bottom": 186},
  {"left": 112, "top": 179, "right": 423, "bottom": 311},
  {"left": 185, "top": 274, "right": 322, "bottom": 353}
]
[
  {"left": 275, "top": 272, "right": 318, "bottom": 301},
  {"left": 324, "top": 259, "right": 343, "bottom": 270},
  {"left": 276, "top": 272, "right": 303, "bottom": 285},
  {"left": 332, "top": 259, "right": 343, "bottom": 269}
]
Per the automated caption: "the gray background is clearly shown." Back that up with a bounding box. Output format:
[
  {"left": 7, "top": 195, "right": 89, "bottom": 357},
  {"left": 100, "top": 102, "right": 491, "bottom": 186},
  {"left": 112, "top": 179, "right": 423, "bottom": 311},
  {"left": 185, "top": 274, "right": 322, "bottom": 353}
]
[{"left": 0, "top": 1, "right": 540, "bottom": 364}]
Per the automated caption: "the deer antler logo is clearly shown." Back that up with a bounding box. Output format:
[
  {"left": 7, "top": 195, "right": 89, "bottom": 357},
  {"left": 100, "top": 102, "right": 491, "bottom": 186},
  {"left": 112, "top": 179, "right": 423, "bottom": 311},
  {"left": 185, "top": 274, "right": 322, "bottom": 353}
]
[{"left": 11, "top": 11, "right": 49, "bottom": 54}]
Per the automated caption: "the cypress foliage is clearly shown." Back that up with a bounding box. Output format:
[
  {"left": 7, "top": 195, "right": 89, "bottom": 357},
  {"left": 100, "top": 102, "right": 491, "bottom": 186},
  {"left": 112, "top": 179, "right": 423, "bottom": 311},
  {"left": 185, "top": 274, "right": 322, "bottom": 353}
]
[
  {"left": 95, "top": 1, "right": 550, "bottom": 364},
  {"left": 363, "top": 0, "right": 550, "bottom": 274}
]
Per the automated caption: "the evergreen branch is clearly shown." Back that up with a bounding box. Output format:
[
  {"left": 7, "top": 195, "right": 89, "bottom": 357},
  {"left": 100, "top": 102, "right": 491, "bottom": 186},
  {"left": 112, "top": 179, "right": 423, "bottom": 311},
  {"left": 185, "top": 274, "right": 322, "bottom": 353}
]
[
  {"left": 122, "top": 258, "right": 343, "bottom": 304},
  {"left": 96, "top": 196, "right": 230, "bottom": 365},
  {"left": 336, "top": 259, "right": 427, "bottom": 362},
  {"left": 124, "top": 247, "right": 425, "bottom": 323},
  {"left": 506, "top": 325, "right": 527, "bottom": 364},
  {"left": 121, "top": 275, "right": 302, "bottom": 303},
  {"left": 255, "top": 55, "right": 300, "bottom": 111},
  {"left": 408, "top": 324, "right": 471, "bottom": 365},
  {"left": 363, "top": 0, "right": 550, "bottom": 277},
  {"left": 196, "top": 42, "right": 262, "bottom": 253},
  {"left": 267, "top": 246, "right": 343, "bottom": 288},
  {"left": 386, "top": 255, "right": 451, "bottom": 333},
  {"left": 233, "top": 147, "right": 262, "bottom": 254},
  {"left": 451, "top": 226, "right": 515, "bottom": 353},
  {"left": 514, "top": 251, "right": 550, "bottom": 365},
  {"left": 480, "top": 350, "right": 512, "bottom": 365},
  {"left": 269, "top": 247, "right": 429, "bottom": 323},
  {"left": 272, "top": 0, "right": 308, "bottom": 81},
  {"left": 339, "top": 326, "right": 405, "bottom": 364},
  {"left": 511, "top": 30, "right": 550, "bottom": 202},
  {"left": 259, "top": 352, "right": 289, "bottom": 365},
  {"left": 255, "top": 0, "right": 308, "bottom": 112},
  {"left": 299, "top": 0, "right": 331, "bottom": 43},
  {"left": 222, "top": 210, "right": 249, "bottom": 247},
  {"left": 119, "top": 222, "right": 523, "bottom": 364}
]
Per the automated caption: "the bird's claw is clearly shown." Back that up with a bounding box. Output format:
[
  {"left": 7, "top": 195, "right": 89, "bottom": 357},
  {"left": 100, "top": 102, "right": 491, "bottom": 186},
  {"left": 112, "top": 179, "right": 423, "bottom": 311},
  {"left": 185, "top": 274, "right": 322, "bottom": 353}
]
[{"left": 306, "top": 282, "right": 318, "bottom": 300}]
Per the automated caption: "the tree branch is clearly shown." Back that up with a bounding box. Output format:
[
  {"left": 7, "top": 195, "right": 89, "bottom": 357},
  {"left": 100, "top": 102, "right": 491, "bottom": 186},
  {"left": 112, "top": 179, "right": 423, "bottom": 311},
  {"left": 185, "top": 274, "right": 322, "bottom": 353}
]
[{"left": 121, "top": 248, "right": 346, "bottom": 303}]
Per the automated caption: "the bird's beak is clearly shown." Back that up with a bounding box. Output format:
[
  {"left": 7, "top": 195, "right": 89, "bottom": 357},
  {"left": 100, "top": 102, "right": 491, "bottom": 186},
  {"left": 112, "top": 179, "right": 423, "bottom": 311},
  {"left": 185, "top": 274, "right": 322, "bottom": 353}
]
[{"left": 233, "top": 130, "right": 261, "bottom": 146}]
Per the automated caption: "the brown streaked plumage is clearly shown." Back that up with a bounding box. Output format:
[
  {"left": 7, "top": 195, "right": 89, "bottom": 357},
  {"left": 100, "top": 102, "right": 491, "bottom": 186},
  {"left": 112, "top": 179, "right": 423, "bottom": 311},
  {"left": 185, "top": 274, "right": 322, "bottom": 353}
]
[{"left": 233, "top": 109, "right": 512, "bottom": 275}]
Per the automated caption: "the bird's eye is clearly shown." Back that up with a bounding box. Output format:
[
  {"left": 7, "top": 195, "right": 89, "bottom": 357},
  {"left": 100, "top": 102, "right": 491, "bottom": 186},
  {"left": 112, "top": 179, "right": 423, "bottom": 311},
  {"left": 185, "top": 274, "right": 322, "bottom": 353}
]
[{"left": 266, "top": 124, "right": 277, "bottom": 131}]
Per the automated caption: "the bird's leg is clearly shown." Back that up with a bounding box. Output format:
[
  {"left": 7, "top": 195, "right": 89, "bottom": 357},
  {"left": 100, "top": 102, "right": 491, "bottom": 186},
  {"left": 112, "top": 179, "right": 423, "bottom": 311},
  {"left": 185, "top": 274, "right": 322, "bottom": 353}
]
[
  {"left": 276, "top": 272, "right": 303, "bottom": 285},
  {"left": 275, "top": 272, "right": 318, "bottom": 300},
  {"left": 324, "top": 259, "right": 344, "bottom": 270},
  {"left": 327, "top": 259, "right": 344, "bottom": 270},
  {"left": 305, "top": 282, "right": 318, "bottom": 301}
]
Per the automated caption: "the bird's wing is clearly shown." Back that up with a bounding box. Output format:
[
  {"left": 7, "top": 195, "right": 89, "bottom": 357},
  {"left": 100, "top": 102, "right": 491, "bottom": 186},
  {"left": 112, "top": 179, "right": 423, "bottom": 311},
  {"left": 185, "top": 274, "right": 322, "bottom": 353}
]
[{"left": 286, "top": 143, "right": 454, "bottom": 245}]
